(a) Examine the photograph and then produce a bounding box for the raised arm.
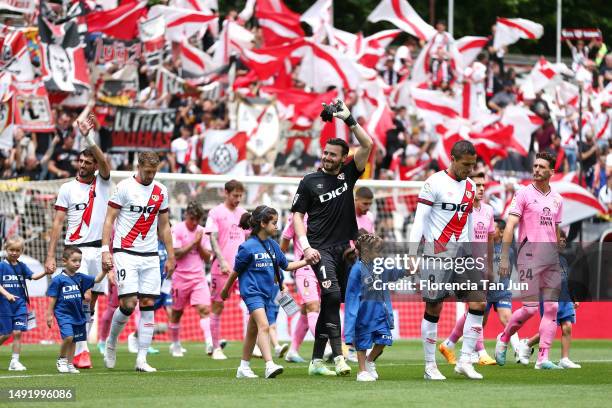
[77,113,110,179]
[331,99,373,172]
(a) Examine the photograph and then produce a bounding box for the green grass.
[1,340,611,407]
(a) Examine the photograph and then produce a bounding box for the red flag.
[86,0,149,40]
[255,0,304,46]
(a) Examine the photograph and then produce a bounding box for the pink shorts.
[295,266,320,305]
[210,274,230,303]
[517,263,562,300]
[171,276,211,311]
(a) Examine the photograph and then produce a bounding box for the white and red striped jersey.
[416,170,475,256]
[108,176,169,254]
[54,174,112,245]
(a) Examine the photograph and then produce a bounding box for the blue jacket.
[344,260,405,345]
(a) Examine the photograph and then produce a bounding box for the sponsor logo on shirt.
[337,173,345,180]
[62,284,80,293]
[2,275,20,282]
[129,205,157,214]
[440,202,470,212]
[475,222,487,240]
[540,207,554,226]
[75,203,87,210]
[318,182,348,203]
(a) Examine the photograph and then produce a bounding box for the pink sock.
[501,303,537,343]
[290,314,309,352]
[99,305,116,342]
[306,312,318,336]
[211,313,221,349]
[169,322,180,343]
[475,331,485,352]
[537,302,559,363]
[200,318,211,343]
[448,313,466,343]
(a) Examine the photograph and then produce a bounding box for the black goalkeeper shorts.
[312,243,352,300]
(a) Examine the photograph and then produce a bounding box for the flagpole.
[556,0,562,63]
[448,0,454,37]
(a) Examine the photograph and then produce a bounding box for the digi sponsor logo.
[440,202,470,212]
[318,182,348,203]
[129,205,156,214]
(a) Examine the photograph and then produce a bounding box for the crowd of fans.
[1,7,611,214]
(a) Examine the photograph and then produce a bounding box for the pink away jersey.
[471,202,495,243]
[204,204,247,275]
[171,221,211,279]
[282,213,309,260]
[356,211,375,234]
[508,184,563,265]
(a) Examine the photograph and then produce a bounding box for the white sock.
[75,341,89,354]
[510,332,521,353]
[11,353,19,361]
[136,310,155,363]
[477,349,487,357]
[460,312,484,364]
[265,360,276,368]
[108,308,130,348]
[421,318,438,365]
[240,360,250,369]
[443,338,455,349]
[84,302,92,335]
[200,318,211,344]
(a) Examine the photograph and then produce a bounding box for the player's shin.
[108,306,132,347]
[537,302,559,363]
[422,313,439,366]
[137,308,155,364]
[460,310,484,363]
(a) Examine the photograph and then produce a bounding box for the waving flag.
[520,57,559,95]
[300,0,333,41]
[260,86,337,130]
[0,25,34,81]
[148,5,218,42]
[493,17,543,50]
[367,0,435,41]
[86,0,148,40]
[212,20,255,65]
[411,86,461,125]
[256,0,304,46]
[455,36,488,68]
[295,40,376,91]
[500,104,544,155]
[180,41,215,77]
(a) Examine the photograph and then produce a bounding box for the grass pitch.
[0,340,611,407]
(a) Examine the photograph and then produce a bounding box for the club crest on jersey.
[151,195,159,202]
[321,280,332,289]
[316,183,324,189]
[337,173,345,180]
[465,191,473,199]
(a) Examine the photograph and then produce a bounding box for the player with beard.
[291,99,373,377]
[102,152,175,372]
[409,140,487,380]
[45,113,110,369]
[495,152,564,370]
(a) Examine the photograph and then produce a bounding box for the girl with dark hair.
[221,206,311,379]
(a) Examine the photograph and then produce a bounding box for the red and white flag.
[295,40,376,91]
[354,79,394,152]
[170,0,217,12]
[86,0,149,40]
[212,20,255,65]
[260,86,337,130]
[493,17,543,50]
[520,57,559,95]
[148,5,217,42]
[200,130,248,175]
[12,79,55,133]
[256,0,304,46]
[300,0,333,42]
[455,36,488,68]
[139,14,166,66]
[180,41,215,76]
[0,25,34,82]
[500,104,544,155]
[410,86,461,125]
[367,0,435,41]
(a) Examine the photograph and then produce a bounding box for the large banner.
[0,0,36,14]
[236,100,279,159]
[13,80,54,133]
[92,37,142,66]
[109,106,175,152]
